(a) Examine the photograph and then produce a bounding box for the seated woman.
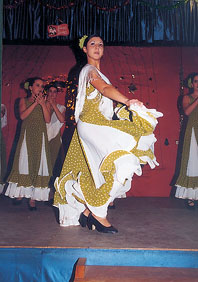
[53,35,163,233]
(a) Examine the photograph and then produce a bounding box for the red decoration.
[48,24,69,37]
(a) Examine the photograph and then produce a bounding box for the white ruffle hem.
[5,182,50,201]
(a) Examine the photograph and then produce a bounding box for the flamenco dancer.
[54,35,163,233]
[5,77,52,210]
[175,73,198,209]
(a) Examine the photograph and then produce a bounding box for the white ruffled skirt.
[56,105,162,226]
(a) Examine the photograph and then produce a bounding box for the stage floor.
[0,194,198,250]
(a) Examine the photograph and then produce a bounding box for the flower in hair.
[79,35,88,49]
[188,78,193,89]
[24,81,29,90]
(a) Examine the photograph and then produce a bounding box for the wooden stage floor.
[0,194,198,251]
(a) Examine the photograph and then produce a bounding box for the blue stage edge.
[1,247,198,281]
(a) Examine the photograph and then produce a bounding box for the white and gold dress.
[54,64,163,226]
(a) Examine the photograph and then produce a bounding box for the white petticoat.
[5,130,50,201]
[5,183,50,201]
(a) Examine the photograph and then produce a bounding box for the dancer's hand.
[35,93,46,106]
[125,99,143,107]
[47,96,56,107]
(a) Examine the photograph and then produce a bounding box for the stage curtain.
[3,0,198,45]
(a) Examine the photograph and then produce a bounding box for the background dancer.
[5,77,52,211]
[175,72,198,209]
[45,82,66,200]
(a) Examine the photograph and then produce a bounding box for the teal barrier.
[0,247,198,281]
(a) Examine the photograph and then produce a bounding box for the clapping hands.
[47,95,56,107]
[34,92,46,105]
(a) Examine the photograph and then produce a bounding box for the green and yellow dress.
[5,99,52,201]
[0,104,7,194]
[54,64,163,226]
[46,104,66,178]
[175,95,198,200]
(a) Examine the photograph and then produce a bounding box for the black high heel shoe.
[79,213,88,227]
[108,203,115,210]
[12,198,22,206]
[87,214,118,234]
[28,200,37,211]
[185,199,195,210]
